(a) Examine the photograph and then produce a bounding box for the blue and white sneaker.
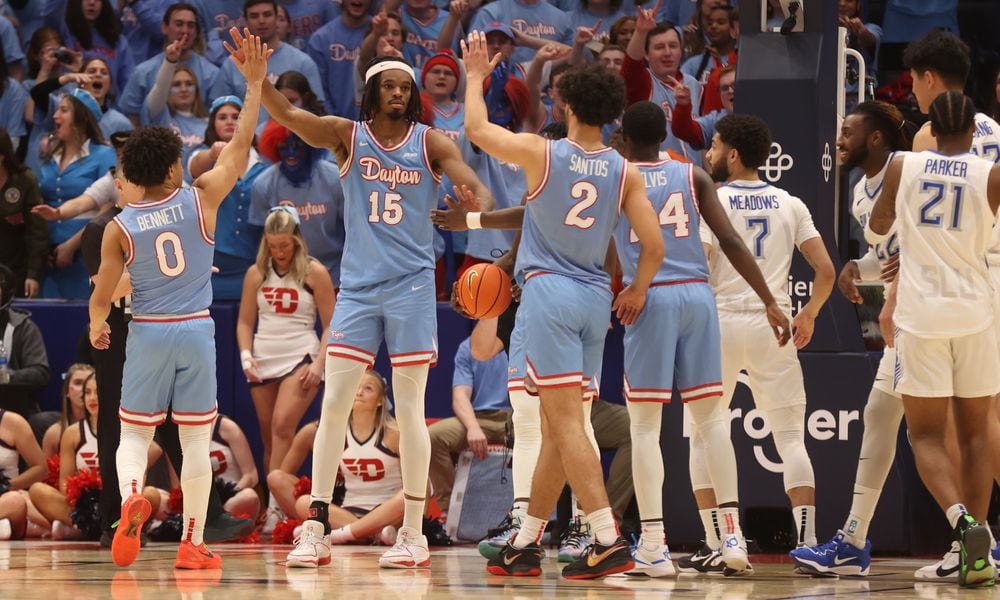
[557,517,592,563]
[991,540,1000,567]
[477,512,522,560]
[625,542,676,578]
[790,531,871,576]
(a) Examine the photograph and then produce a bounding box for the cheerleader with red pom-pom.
[0,408,48,540]
[28,372,165,540]
[209,415,261,520]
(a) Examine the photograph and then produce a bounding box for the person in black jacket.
[0,263,50,418]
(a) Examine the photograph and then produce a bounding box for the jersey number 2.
[564,182,598,229]
[629,192,690,242]
[154,232,186,277]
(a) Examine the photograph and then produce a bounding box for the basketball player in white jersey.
[693,114,835,574]
[867,91,1000,588]
[903,29,1000,578]
[790,101,912,576]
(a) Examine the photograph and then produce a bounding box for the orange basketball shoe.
[174,540,223,570]
[111,494,151,567]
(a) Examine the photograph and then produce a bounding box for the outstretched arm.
[427,130,495,211]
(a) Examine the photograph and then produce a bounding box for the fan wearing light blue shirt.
[567,0,631,39]
[211,1,326,126]
[471,3,573,65]
[393,0,453,71]
[142,58,210,182]
[281,0,342,51]
[118,4,220,124]
[118,0,176,65]
[307,0,372,118]
[44,0,135,96]
[190,0,246,65]
[0,16,26,81]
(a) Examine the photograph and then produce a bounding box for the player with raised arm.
[88,30,272,571]
[224,28,494,569]
[689,114,832,575]
[457,31,665,580]
[867,91,1000,589]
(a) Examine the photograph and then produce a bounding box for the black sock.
[309,501,331,534]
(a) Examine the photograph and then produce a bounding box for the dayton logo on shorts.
[262,287,299,313]
[342,458,386,481]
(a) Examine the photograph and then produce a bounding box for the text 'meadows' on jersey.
[701,180,820,313]
[614,159,708,285]
[339,122,441,289]
[114,187,215,315]
[893,151,997,338]
[853,151,900,267]
[515,139,626,289]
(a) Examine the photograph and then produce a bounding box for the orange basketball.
[457,263,512,319]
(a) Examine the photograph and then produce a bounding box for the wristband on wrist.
[466,212,483,230]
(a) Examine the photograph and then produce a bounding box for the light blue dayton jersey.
[648,70,701,160]
[113,188,215,315]
[339,121,441,288]
[430,101,464,142]
[614,159,708,285]
[401,7,452,70]
[516,139,626,289]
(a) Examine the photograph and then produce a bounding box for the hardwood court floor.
[0,541,992,599]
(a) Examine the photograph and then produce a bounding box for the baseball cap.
[484,21,515,40]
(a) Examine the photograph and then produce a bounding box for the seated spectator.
[398,0,452,70]
[0,408,48,540]
[428,337,511,516]
[672,63,734,150]
[250,124,346,287]
[307,0,372,119]
[188,95,267,300]
[41,363,95,458]
[32,131,130,225]
[0,264,51,418]
[420,50,465,141]
[470,0,573,65]
[208,415,261,519]
[0,47,29,151]
[881,0,958,44]
[0,14,26,81]
[118,2,219,127]
[0,132,48,299]
[623,6,701,160]
[212,0,326,125]
[35,90,117,299]
[29,371,164,540]
[191,0,246,65]
[267,370,404,546]
[680,3,736,113]
[839,0,881,96]
[44,0,134,96]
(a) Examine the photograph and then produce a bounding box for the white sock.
[843,485,878,548]
[946,503,968,529]
[393,363,432,532]
[510,390,542,501]
[588,507,619,546]
[512,515,546,548]
[699,508,721,550]
[718,507,742,537]
[640,520,665,549]
[794,505,816,547]
[116,422,154,502]
[311,358,367,504]
[328,525,356,544]
[512,499,529,522]
[178,423,213,546]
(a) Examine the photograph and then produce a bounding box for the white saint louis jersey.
[893,151,996,337]
[853,152,900,268]
[701,179,820,313]
[969,113,1000,269]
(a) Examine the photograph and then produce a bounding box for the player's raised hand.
[612,284,646,325]
[837,260,863,304]
[765,303,791,346]
[90,321,111,350]
[223,26,248,67]
[461,31,502,81]
[636,0,661,33]
[242,31,273,85]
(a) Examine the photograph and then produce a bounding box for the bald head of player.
[620,101,666,161]
[360,56,424,123]
[928,91,976,153]
[556,63,626,129]
[903,29,971,115]
[119,126,184,195]
[706,114,771,183]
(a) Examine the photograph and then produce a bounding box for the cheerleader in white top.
[237,207,336,521]
[28,372,165,540]
[0,408,47,540]
[209,415,261,519]
[41,363,95,458]
[268,369,405,548]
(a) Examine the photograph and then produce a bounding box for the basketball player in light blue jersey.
[225,28,495,569]
[459,31,664,580]
[614,102,791,577]
[89,31,272,572]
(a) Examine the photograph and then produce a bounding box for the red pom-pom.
[65,468,102,508]
[271,518,303,545]
[230,512,260,544]
[292,475,312,499]
[167,486,184,514]
[45,455,60,488]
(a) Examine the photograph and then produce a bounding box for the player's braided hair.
[360,56,424,124]
[852,101,912,152]
[929,91,975,139]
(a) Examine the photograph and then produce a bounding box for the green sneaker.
[957,515,995,588]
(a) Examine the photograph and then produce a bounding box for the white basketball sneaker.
[286,520,331,568]
[914,542,960,580]
[721,532,751,575]
[379,526,431,568]
[626,542,676,577]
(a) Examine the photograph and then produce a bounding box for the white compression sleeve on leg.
[117,422,155,502]
[178,423,213,546]
[311,357,368,504]
[393,363,432,532]
[627,401,665,520]
[767,404,815,491]
[509,389,541,501]
[687,396,739,505]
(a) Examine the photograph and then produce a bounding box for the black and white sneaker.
[914,541,959,580]
[677,543,725,575]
